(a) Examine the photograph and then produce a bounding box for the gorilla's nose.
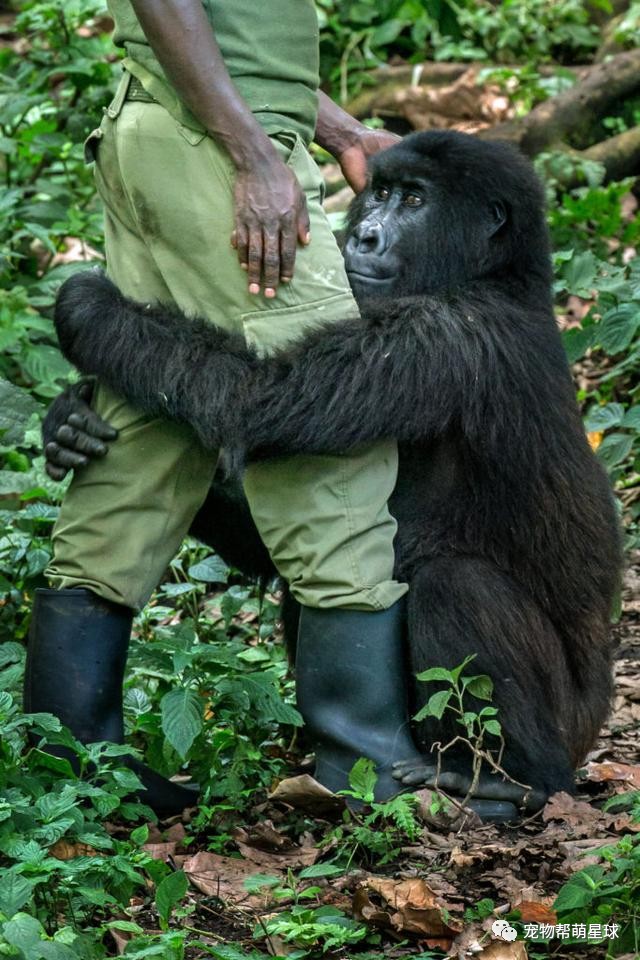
[348,220,387,256]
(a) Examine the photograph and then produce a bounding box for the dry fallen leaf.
[269,774,345,816]
[479,942,528,959]
[50,840,99,860]
[183,850,272,905]
[585,760,640,789]
[514,901,557,925]
[355,875,463,940]
[542,791,605,826]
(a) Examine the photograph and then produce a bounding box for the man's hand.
[315,91,401,194]
[231,158,310,299]
[336,128,401,194]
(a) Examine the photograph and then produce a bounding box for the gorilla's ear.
[488,200,507,237]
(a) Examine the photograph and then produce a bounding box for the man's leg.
[239,138,422,798]
[29,83,220,816]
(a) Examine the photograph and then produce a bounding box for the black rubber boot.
[295,601,426,801]
[24,588,197,818]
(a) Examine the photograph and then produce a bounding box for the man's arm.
[315,92,400,193]
[130,0,309,298]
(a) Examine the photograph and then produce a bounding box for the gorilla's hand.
[43,381,118,481]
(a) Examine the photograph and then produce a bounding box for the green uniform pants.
[47,73,407,613]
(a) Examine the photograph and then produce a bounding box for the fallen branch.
[481,48,640,155]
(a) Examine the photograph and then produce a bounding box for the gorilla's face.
[344,178,429,300]
[342,132,520,303]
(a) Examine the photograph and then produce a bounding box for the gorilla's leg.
[394,557,575,814]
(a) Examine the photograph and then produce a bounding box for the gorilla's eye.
[404,193,423,207]
[373,186,390,202]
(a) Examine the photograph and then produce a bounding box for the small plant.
[414,656,532,809]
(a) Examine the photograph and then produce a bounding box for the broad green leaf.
[156,870,188,928]
[0,874,36,918]
[348,757,377,803]
[596,432,633,468]
[553,876,596,912]
[464,675,494,701]
[160,687,203,758]
[560,250,598,296]
[0,378,42,445]
[188,555,229,583]
[426,689,452,719]
[622,406,640,429]
[562,324,596,363]
[597,304,640,355]
[583,402,624,431]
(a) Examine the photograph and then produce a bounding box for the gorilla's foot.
[25,587,197,818]
[392,757,547,821]
[296,602,425,803]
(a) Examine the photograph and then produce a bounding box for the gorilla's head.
[343,130,551,302]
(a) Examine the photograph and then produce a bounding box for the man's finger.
[262,229,281,297]
[68,410,118,441]
[233,224,249,270]
[279,212,297,284]
[247,228,263,294]
[297,198,311,247]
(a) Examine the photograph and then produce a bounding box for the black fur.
[53,131,621,799]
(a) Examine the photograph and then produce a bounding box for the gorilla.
[46,130,621,817]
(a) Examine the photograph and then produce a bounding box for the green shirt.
[107,1,320,144]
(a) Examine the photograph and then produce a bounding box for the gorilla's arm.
[55,272,560,456]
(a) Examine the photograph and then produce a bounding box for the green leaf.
[622,406,640,430]
[155,870,188,928]
[560,250,598,296]
[348,757,377,803]
[371,17,406,46]
[0,378,42,445]
[583,402,625,431]
[299,863,344,878]
[596,432,633,468]
[553,876,596,912]
[415,666,454,683]
[484,719,502,737]
[597,303,640,355]
[464,675,494,701]
[160,688,202,758]
[0,873,36,918]
[425,689,452,719]
[562,324,596,363]
[188,554,229,583]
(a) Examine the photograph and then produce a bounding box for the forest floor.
[110,554,639,960]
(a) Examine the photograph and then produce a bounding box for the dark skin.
[130,0,398,298]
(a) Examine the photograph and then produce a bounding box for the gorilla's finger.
[56,424,109,457]
[77,381,95,404]
[45,441,88,470]
[45,462,69,482]
[247,228,263,294]
[262,229,281,297]
[393,759,438,785]
[67,410,118,441]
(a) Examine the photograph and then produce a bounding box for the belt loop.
[107,70,132,120]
